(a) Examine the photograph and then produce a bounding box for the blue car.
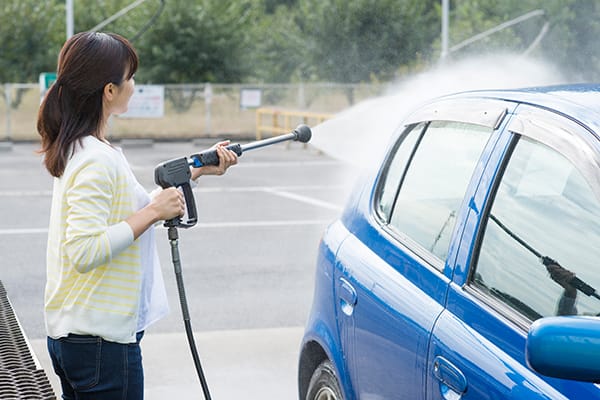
[299,84,600,399]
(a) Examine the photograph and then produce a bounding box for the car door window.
[472,136,600,320]
[377,123,426,220]
[387,121,493,262]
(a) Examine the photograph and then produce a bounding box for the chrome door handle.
[433,355,467,399]
[339,277,357,316]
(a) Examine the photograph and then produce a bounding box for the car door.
[334,99,515,399]
[427,104,600,399]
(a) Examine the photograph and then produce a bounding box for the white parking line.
[0,185,344,196]
[0,220,333,235]
[0,190,53,197]
[262,188,343,211]
[131,160,341,171]
[0,228,49,235]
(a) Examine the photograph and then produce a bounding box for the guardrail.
[255,108,334,140]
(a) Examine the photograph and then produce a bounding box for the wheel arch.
[298,340,329,400]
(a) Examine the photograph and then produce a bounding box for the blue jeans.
[47,331,144,400]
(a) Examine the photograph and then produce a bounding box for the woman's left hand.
[191,140,239,179]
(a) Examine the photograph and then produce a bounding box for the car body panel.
[300,84,600,400]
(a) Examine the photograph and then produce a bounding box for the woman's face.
[110,74,135,115]
[103,68,135,117]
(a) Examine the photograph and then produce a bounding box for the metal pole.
[5,84,11,142]
[204,83,212,136]
[449,9,545,54]
[66,0,74,39]
[441,0,449,60]
[89,0,149,32]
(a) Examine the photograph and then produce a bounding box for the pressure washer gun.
[154,124,312,229]
[154,124,313,400]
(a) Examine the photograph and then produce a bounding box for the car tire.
[306,359,343,400]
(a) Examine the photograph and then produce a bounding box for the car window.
[472,136,600,321]
[387,121,493,263]
[377,123,426,220]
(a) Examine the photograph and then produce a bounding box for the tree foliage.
[0,1,64,83]
[2,0,600,84]
[293,0,439,83]
[134,0,257,83]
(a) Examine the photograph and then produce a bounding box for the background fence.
[1,82,385,142]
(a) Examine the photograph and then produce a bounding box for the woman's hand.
[150,187,185,221]
[126,187,184,239]
[191,140,238,180]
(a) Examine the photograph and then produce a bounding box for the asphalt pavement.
[0,138,358,399]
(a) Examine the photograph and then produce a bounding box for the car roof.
[440,84,600,140]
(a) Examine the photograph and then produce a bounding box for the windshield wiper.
[489,213,600,301]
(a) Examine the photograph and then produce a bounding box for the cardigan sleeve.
[63,158,134,273]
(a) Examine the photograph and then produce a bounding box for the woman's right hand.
[127,187,185,239]
[150,187,185,221]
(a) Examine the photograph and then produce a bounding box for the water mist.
[310,54,565,169]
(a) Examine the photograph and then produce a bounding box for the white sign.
[240,88,262,109]
[122,85,165,118]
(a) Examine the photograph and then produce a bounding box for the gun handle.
[181,182,197,227]
[164,182,197,228]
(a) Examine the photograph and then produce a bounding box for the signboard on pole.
[240,88,262,109]
[121,85,165,118]
[39,72,57,101]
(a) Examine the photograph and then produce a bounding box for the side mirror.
[526,316,600,382]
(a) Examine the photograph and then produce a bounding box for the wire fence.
[1,82,385,142]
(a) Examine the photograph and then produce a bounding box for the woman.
[37,31,237,399]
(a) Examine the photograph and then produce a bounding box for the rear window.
[377,121,493,264]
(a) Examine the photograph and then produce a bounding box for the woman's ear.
[103,82,115,101]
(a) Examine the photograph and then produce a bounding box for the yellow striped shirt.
[45,135,142,344]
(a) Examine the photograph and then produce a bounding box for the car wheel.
[306,360,343,400]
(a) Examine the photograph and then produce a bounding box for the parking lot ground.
[2,138,356,400]
[31,326,304,400]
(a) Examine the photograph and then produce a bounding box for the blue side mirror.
[526,316,600,382]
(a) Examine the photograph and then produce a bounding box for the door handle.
[339,277,357,316]
[433,356,467,399]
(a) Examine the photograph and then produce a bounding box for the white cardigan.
[45,135,168,344]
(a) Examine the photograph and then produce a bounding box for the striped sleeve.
[64,159,133,273]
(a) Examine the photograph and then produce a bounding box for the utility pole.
[66,0,74,39]
[441,0,449,61]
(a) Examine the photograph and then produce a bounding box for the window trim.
[373,122,427,225]
[403,98,508,130]
[507,107,600,201]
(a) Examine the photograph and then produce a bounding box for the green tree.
[3,0,600,86]
[72,0,159,42]
[134,0,256,83]
[444,0,556,57]
[0,1,64,83]
[538,0,600,81]
[293,0,439,83]
[246,3,307,83]
[0,1,64,108]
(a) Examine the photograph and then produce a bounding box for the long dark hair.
[37,32,138,177]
